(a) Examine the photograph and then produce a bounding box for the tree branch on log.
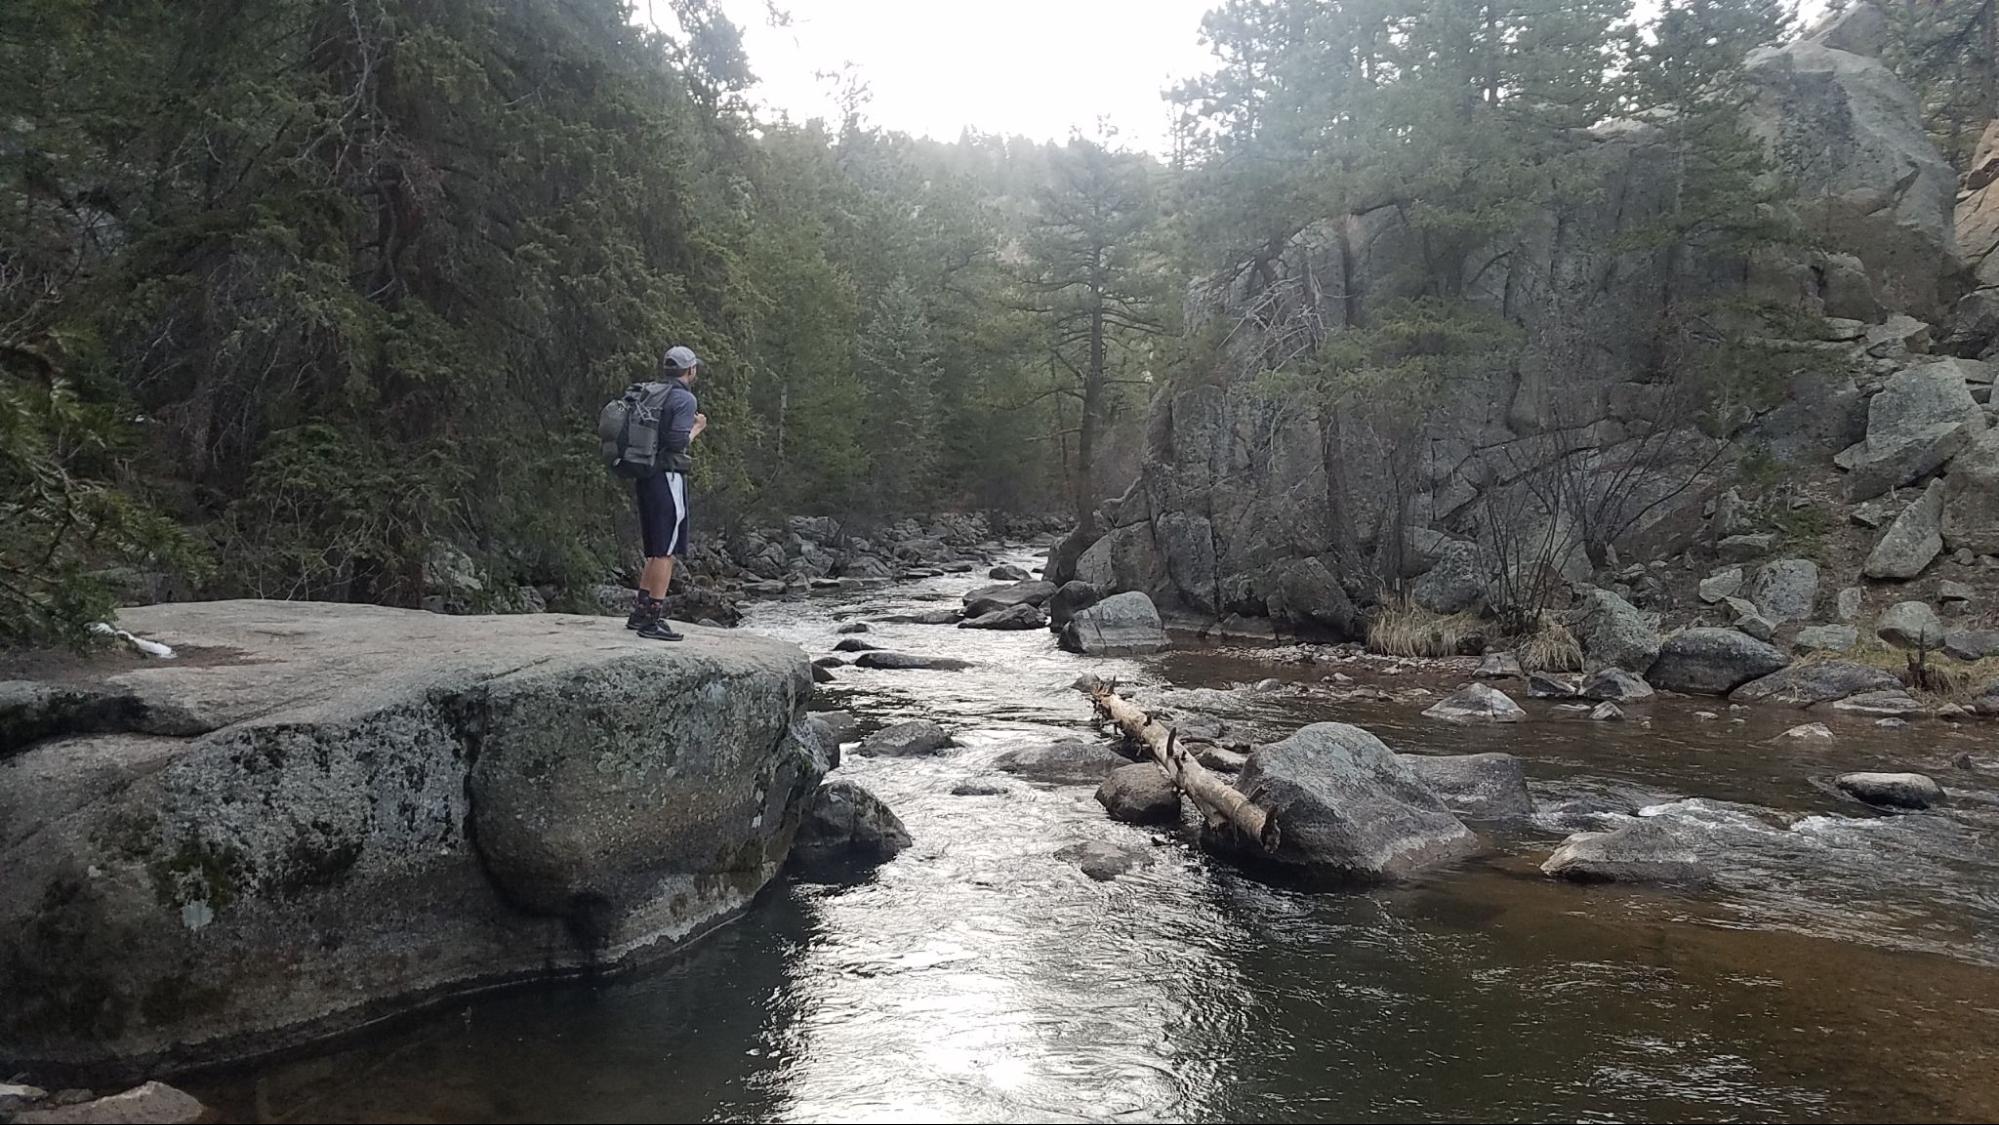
[1081,679,1277,850]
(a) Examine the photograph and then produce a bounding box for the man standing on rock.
[629,345,706,641]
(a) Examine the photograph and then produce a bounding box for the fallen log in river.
[1081,678,1277,851]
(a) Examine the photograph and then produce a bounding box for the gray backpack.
[598,381,674,478]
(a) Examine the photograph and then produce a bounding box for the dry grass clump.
[1367,599,1484,658]
[1516,613,1583,672]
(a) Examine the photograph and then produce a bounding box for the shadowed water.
[197,552,1999,1123]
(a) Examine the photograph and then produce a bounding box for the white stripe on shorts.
[665,472,688,555]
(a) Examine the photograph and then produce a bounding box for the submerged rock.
[1235,723,1479,879]
[1056,840,1152,881]
[951,780,1011,797]
[1541,820,1709,885]
[1830,689,1924,716]
[1422,682,1526,722]
[853,651,974,671]
[855,719,954,757]
[1580,667,1654,702]
[1730,660,1901,706]
[993,739,1130,784]
[957,603,1047,630]
[1096,763,1181,825]
[1527,672,1582,699]
[1645,628,1791,695]
[898,608,965,625]
[0,601,821,1075]
[792,781,912,866]
[1779,721,1837,741]
[1059,591,1170,655]
[1402,752,1533,821]
[1836,771,1945,809]
[835,621,871,634]
[833,637,881,652]
[1589,701,1626,721]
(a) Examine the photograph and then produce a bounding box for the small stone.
[1780,722,1836,741]
[1850,496,1897,529]
[1330,671,1354,684]
[951,780,1010,797]
[1876,717,1909,729]
[1725,596,1778,641]
[1836,586,1864,621]
[1956,547,1977,565]
[1255,677,1284,692]
[1695,710,1720,720]
[833,637,880,652]
[1477,651,1524,678]
[811,664,835,683]
[1718,533,1777,561]
[1836,772,1945,809]
[835,621,871,634]
[1939,578,1974,602]
[1699,566,1745,603]
[1589,701,1625,721]
[1422,682,1527,722]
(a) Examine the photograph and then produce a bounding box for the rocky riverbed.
[175,549,1999,1123]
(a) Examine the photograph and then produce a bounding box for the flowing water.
[198,549,1999,1123]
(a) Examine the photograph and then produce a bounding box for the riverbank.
[0,601,823,1082]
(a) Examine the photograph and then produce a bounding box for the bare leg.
[641,555,676,600]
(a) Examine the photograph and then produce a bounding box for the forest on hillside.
[4,0,1997,646]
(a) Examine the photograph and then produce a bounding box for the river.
[197,548,1999,1123]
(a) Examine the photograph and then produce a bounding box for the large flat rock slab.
[0,601,820,1079]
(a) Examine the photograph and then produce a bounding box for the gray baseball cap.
[662,344,701,372]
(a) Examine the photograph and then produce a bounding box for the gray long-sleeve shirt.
[658,382,697,471]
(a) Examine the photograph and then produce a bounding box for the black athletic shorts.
[635,471,690,559]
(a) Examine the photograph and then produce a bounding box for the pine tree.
[856,276,942,514]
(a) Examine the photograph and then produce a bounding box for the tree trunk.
[1083,680,1275,848]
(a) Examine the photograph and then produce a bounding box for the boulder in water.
[1046,579,1103,629]
[963,579,1058,616]
[1541,820,1709,885]
[989,563,1031,581]
[855,719,954,757]
[806,709,859,751]
[958,603,1047,630]
[1401,752,1532,821]
[1779,721,1837,741]
[1096,763,1181,825]
[894,608,963,625]
[1645,628,1790,695]
[833,637,880,652]
[1422,682,1525,722]
[1566,587,1661,672]
[1589,701,1626,721]
[792,781,912,866]
[1836,771,1945,808]
[811,663,835,683]
[1234,723,1479,879]
[1730,660,1901,706]
[835,621,871,634]
[1830,688,1924,716]
[1059,591,1169,655]
[1528,672,1581,699]
[993,739,1130,784]
[1055,839,1151,881]
[1580,667,1654,702]
[853,651,973,671]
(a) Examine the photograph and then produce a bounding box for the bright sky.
[647,0,1833,153]
[660,0,1221,151]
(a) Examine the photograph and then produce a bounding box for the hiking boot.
[637,616,684,642]
[626,594,658,630]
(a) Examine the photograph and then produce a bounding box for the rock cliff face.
[0,601,822,1078]
[1055,11,1970,630]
